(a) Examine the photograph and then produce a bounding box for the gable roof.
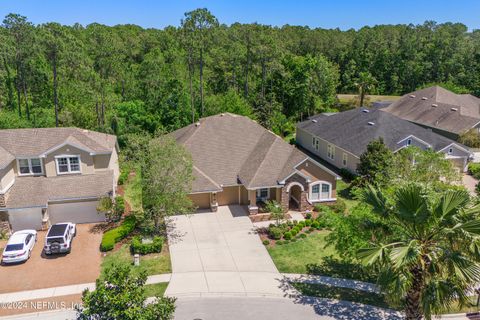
[5,170,114,209]
[298,108,468,157]
[0,128,117,164]
[382,86,480,134]
[172,113,336,192]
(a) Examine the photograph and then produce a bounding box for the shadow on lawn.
[277,277,403,320]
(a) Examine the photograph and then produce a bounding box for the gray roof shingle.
[5,170,114,209]
[172,113,332,192]
[298,108,466,157]
[382,86,480,134]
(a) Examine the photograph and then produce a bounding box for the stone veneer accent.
[0,193,5,207]
[281,173,313,212]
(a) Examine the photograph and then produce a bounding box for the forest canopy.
[0,9,479,143]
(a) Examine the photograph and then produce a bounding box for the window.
[327,144,335,160]
[18,158,43,175]
[256,188,270,201]
[407,139,412,146]
[309,182,332,201]
[342,153,348,166]
[312,137,319,151]
[55,156,81,174]
[448,148,453,155]
[312,136,316,147]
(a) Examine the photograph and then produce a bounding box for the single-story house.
[172,113,339,214]
[296,108,472,173]
[0,128,119,232]
[381,86,480,139]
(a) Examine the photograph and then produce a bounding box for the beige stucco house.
[0,128,119,232]
[172,113,339,214]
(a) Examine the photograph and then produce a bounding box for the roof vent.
[195,122,201,127]
[362,109,370,113]
[409,94,416,98]
[451,107,458,112]
[367,122,375,126]
[311,119,318,123]
[421,97,428,100]
[431,103,438,107]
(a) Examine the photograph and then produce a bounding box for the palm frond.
[395,184,429,226]
[358,242,403,266]
[456,220,480,236]
[432,189,470,223]
[390,240,421,270]
[359,184,390,217]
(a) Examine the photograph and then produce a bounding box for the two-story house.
[0,128,119,232]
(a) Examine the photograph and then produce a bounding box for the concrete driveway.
[165,205,285,297]
[0,224,102,293]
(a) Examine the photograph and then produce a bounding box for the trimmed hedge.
[469,163,480,179]
[117,170,129,185]
[114,196,125,218]
[100,215,136,252]
[130,236,163,255]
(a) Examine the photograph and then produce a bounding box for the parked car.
[1,230,37,264]
[44,222,76,255]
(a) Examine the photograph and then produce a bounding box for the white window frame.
[256,188,270,202]
[17,158,44,176]
[327,144,335,160]
[342,153,348,167]
[55,155,82,175]
[308,181,333,202]
[407,139,412,146]
[448,148,453,155]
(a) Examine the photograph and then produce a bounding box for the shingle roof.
[0,128,117,161]
[0,145,14,169]
[5,170,114,209]
[172,113,332,192]
[382,86,480,134]
[298,108,466,157]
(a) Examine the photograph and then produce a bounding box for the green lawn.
[124,167,143,212]
[144,282,169,297]
[292,282,396,310]
[267,231,338,274]
[336,179,359,212]
[101,243,171,278]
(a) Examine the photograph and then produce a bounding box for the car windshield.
[5,244,23,251]
[47,237,64,244]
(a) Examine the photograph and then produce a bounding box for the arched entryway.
[287,182,304,211]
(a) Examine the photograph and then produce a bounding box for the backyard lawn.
[336,179,359,212]
[124,167,143,212]
[267,231,338,274]
[101,243,171,278]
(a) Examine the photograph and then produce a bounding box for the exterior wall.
[44,145,94,177]
[297,159,337,199]
[93,149,120,184]
[0,161,15,192]
[296,127,359,172]
[8,207,43,231]
[395,136,430,151]
[189,193,211,209]
[240,186,249,205]
[217,186,240,206]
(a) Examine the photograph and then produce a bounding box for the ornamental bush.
[117,170,129,185]
[268,226,284,240]
[331,199,346,214]
[305,219,312,226]
[283,231,292,240]
[469,163,480,179]
[130,236,163,255]
[305,212,312,219]
[100,215,136,252]
[262,239,270,245]
[311,221,320,229]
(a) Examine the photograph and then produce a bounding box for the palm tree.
[355,71,376,107]
[359,184,480,320]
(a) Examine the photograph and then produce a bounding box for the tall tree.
[181,8,219,117]
[359,184,480,320]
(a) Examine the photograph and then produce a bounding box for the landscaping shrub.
[314,204,330,212]
[268,225,285,240]
[330,199,347,214]
[114,196,126,218]
[299,233,307,239]
[117,170,129,185]
[308,227,315,233]
[101,215,136,252]
[469,163,480,179]
[291,238,297,242]
[339,168,356,182]
[298,221,305,228]
[305,219,312,226]
[290,228,298,236]
[305,212,312,219]
[283,239,290,244]
[311,221,320,229]
[262,239,270,245]
[476,182,480,196]
[276,240,284,245]
[283,231,292,240]
[130,236,163,255]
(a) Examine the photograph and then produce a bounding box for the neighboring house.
[296,108,472,173]
[382,86,480,139]
[172,113,339,214]
[0,128,119,232]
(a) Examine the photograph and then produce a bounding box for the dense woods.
[1,9,479,143]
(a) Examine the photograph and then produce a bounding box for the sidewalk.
[0,273,171,304]
[282,273,380,294]
[252,211,305,229]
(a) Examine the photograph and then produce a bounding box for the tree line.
[1,9,479,142]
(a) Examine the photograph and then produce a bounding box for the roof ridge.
[242,132,278,188]
[193,165,221,189]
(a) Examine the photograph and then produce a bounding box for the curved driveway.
[165,205,285,297]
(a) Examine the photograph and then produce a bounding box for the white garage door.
[9,207,43,231]
[48,200,106,225]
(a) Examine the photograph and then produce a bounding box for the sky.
[0,0,479,30]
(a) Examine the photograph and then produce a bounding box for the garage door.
[48,200,106,225]
[189,193,211,209]
[217,186,240,206]
[8,208,43,231]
